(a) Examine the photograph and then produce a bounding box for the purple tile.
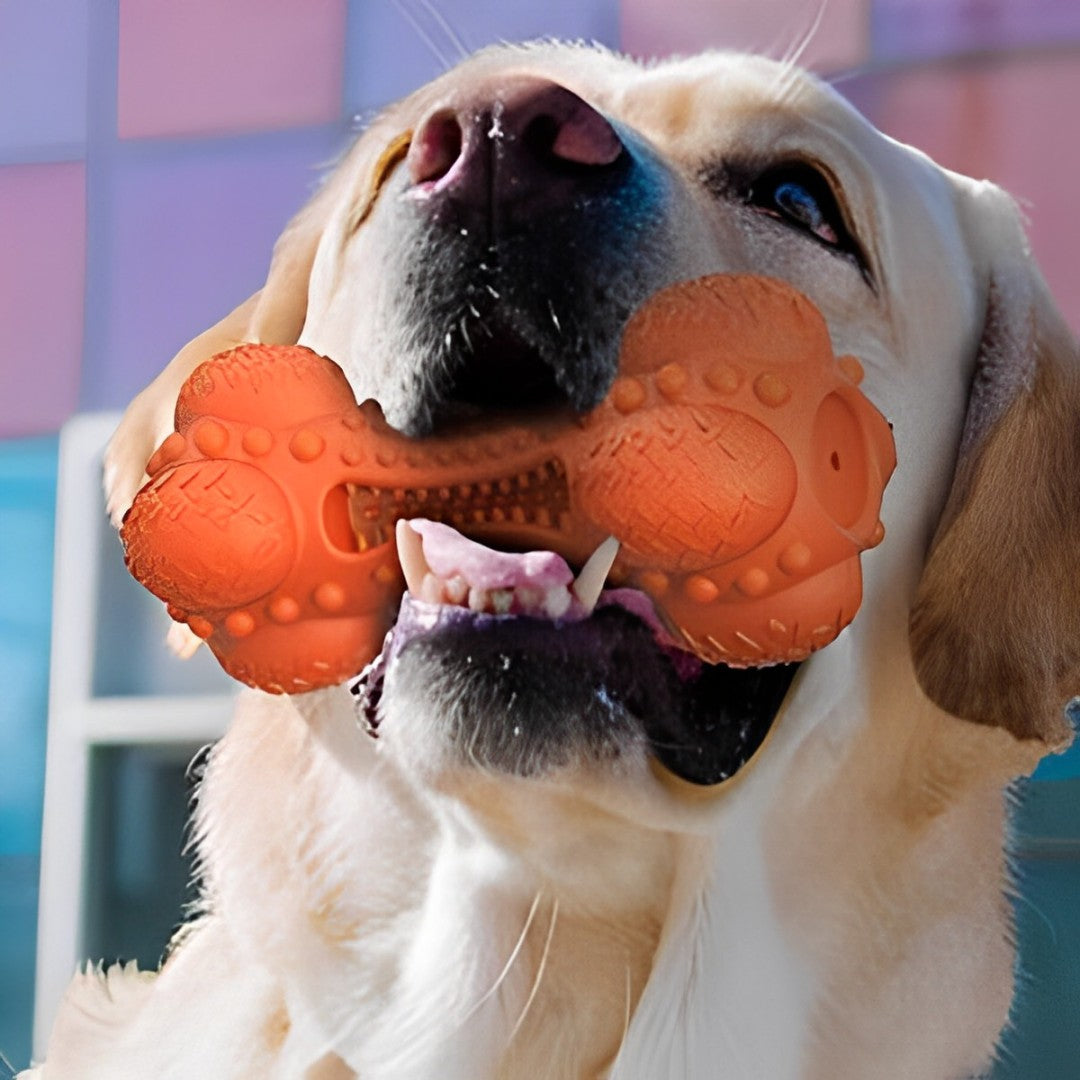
[0,164,85,437]
[118,0,346,138]
[622,0,869,74]
[344,0,619,114]
[842,52,1080,335]
[81,127,346,411]
[873,0,1080,62]
[0,0,89,159]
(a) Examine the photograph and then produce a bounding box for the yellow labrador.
[30,42,1080,1080]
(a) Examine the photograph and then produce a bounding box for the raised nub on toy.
[120,273,896,693]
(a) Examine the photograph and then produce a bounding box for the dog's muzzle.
[120,273,896,695]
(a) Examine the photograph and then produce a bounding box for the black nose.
[405,77,626,232]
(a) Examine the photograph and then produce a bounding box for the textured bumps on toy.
[120,273,896,693]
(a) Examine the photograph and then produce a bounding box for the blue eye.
[747,163,848,248]
[773,181,838,244]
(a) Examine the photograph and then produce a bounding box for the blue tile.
[344,0,620,116]
[0,437,58,858]
[0,0,89,161]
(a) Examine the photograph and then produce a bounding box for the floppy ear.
[910,183,1080,748]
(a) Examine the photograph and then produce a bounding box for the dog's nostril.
[408,110,464,185]
[525,100,623,168]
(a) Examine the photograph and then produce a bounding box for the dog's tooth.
[444,574,469,605]
[543,587,572,619]
[490,589,513,615]
[420,573,444,604]
[572,536,620,613]
[515,585,543,613]
[395,520,430,597]
[468,586,490,613]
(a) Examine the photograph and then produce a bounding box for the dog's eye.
[746,163,853,250]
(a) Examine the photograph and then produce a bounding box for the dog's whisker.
[460,891,544,1025]
[458,314,474,355]
[390,0,458,73]
[412,0,471,62]
[776,0,828,76]
[508,897,560,1046]
[621,960,633,1051]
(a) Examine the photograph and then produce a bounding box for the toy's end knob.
[122,459,296,613]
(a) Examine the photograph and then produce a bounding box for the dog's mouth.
[350,518,799,785]
[122,274,894,787]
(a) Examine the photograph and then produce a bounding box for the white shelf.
[34,413,238,1059]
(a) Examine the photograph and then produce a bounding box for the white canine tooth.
[572,536,620,612]
[395,520,430,597]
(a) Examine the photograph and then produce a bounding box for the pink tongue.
[408,519,574,591]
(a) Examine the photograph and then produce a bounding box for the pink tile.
[846,52,1080,334]
[621,0,870,74]
[0,164,85,437]
[118,0,346,139]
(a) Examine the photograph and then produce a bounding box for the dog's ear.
[909,183,1080,748]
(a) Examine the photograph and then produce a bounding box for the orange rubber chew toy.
[121,274,896,692]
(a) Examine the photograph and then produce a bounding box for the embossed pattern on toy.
[120,273,896,692]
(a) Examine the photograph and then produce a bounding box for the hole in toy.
[811,393,867,529]
[324,485,360,554]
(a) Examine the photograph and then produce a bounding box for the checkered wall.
[0,0,620,439]
[3,0,1079,440]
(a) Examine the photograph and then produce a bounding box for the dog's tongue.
[409,519,573,592]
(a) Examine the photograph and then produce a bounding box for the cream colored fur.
[29,43,1079,1080]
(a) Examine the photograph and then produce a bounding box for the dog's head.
[153,44,1080,832]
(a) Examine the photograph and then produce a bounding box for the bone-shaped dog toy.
[121,273,896,692]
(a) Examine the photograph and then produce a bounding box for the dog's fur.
[29,43,1080,1080]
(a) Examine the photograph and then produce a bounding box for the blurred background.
[2,0,1078,1074]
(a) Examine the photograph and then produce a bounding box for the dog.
[27,41,1080,1080]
